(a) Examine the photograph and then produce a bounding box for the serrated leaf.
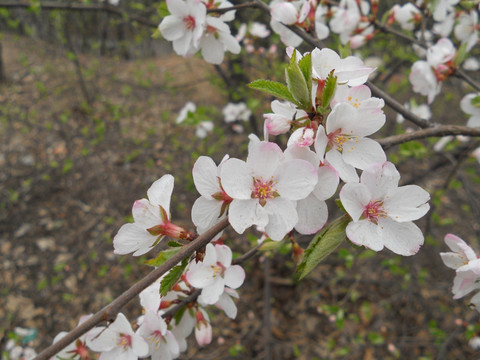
[285,53,311,110]
[248,79,298,105]
[321,70,337,109]
[145,247,183,267]
[160,258,189,296]
[298,53,312,101]
[296,215,350,280]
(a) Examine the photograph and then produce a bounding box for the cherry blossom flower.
[391,3,421,31]
[460,93,480,127]
[451,258,480,299]
[222,102,251,123]
[340,162,430,256]
[315,4,330,40]
[195,121,214,138]
[315,102,386,182]
[431,0,459,22]
[426,38,455,68]
[396,100,431,124]
[199,16,240,64]
[263,100,308,137]
[113,175,187,256]
[249,22,270,38]
[52,316,92,360]
[194,309,212,346]
[409,61,440,104]
[159,0,206,57]
[176,102,196,124]
[186,243,245,304]
[329,0,363,44]
[454,11,479,51]
[440,234,477,270]
[137,311,180,360]
[311,48,376,86]
[191,155,232,236]
[220,135,318,240]
[86,313,149,360]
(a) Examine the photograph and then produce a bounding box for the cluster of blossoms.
[441,234,480,311]
[159,0,240,64]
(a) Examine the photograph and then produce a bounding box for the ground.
[1,33,480,360]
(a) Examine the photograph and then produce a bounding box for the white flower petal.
[379,218,424,256]
[340,182,370,222]
[384,185,430,222]
[295,194,328,234]
[346,219,384,251]
[224,265,245,289]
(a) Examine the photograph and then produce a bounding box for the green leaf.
[321,70,337,109]
[248,79,298,105]
[160,258,189,296]
[471,95,480,108]
[297,53,312,99]
[338,42,351,58]
[145,247,183,267]
[454,42,468,68]
[296,215,350,280]
[285,51,311,109]
[167,241,183,247]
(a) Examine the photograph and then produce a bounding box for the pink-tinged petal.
[314,126,328,159]
[384,185,430,222]
[147,174,174,210]
[295,194,328,234]
[271,2,298,25]
[342,137,387,170]
[215,292,237,319]
[445,233,477,261]
[379,218,424,256]
[215,244,232,267]
[247,140,283,178]
[284,144,320,167]
[440,253,468,270]
[340,183,371,222]
[203,243,217,265]
[131,334,149,357]
[173,30,194,56]
[453,265,480,299]
[191,197,223,230]
[264,198,298,241]
[360,161,400,199]
[166,0,188,17]
[221,158,253,199]
[326,149,359,183]
[132,199,162,228]
[159,16,186,41]
[201,34,225,64]
[326,103,357,134]
[274,159,317,200]
[86,327,116,352]
[228,199,267,234]
[312,165,339,200]
[201,277,225,304]
[113,223,158,256]
[193,156,220,197]
[109,313,133,335]
[346,220,384,251]
[345,109,385,137]
[186,265,215,288]
[195,322,212,346]
[224,265,245,289]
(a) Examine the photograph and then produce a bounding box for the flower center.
[184,15,196,30]
[212,262,226,277]
[251,177,277,206]
[328,129,358,152]
[363,200,387,224]
[117,334,132,351]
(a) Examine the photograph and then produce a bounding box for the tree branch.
[33,217,230,360]
[378,125,480,149]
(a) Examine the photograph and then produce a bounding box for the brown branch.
[33,217,230,360]
[378,125,480,149]
[0,1,158,28]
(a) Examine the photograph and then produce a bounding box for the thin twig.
[377,125,480,149]
[33,217,230,360]
[263,256,272,360]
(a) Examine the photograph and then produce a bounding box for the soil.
[1,33,480,360]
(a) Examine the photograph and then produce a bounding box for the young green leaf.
[321,70,337,109]
[286,54,311,110]
[471,95,480,108]
[454,42,468,68]
[144,247,183,267]
[298,52,312,100]
[296,215,350,280]
[249,79,298,105]
[338,42,351,58]
[160,258,189,296]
